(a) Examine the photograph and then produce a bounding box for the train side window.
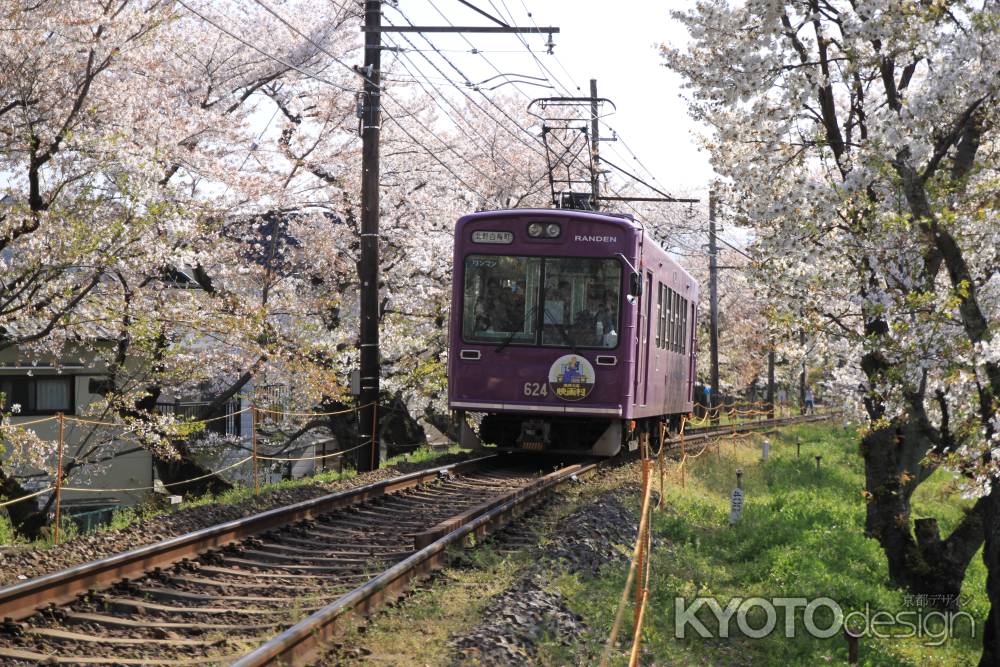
[655,283,663,348]
[661,284,668,349]
[664,288,670,351]
[671,290,680,352]
[665,289,673,351]
[679,297,688,354]
[675,292,682,352]
[664,287,671,350]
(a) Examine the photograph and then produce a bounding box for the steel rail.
[231,459,601,666]
[232,415,825,665]
[0,455,501,624]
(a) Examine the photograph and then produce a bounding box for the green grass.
[545,423,986,666]
[0,512,22,545]
[385,443,462,466]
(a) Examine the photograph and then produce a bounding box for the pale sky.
[389,0,714,201]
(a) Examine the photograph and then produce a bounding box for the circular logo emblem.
[548,355,596,401]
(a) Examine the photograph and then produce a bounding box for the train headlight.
[527,222,544,237]
[545,223,561,238]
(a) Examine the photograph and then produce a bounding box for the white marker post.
[729,469,745,525]
[761,438,770,462]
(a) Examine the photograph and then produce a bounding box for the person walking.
[805,387,815,414]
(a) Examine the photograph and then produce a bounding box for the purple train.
[448,208,699,456]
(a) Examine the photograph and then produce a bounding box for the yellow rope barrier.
[629,522,654,667]
[255,439,371,462]
[62,456,253,493]
[61,416,127,427]
[2,416,58,427]
[2,438,376,504]
[196,408,252,424]
[253,403,371,418]
[0,486,56,509]
[599,460,655,667]
[35,403,374,430]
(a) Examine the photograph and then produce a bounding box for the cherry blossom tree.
[665,0,1000,660]
[0,0,554,534]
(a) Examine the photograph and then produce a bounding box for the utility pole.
[357,0,382,472]
[708,188,720,424]
[767,343,775,419]
[589,79,600,209]
[357,3,560,471]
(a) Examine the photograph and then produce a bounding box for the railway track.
[0,413,830,665]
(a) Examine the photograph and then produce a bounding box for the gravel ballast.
[449,487,639,665]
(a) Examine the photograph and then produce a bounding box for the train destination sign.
[471,230,514,244]
[548,354,596,401]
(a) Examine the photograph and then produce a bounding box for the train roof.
[459,208,640,228]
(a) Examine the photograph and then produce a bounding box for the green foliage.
[409,358,448,394]
[0,511,22,546]
[35,516,80,548]
[546,424,985,666]
[385,444,461,467]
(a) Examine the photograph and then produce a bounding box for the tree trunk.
[862,421,985,608]
[152,441,233,498]
[379,391,427,458]
[0,467,46,539]
[134,390,232,498]
[981,487,1000,666]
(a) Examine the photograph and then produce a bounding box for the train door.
[632,273,647,405]
[687,301,697,402]
[642,272,653,405]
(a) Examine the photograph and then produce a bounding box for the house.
[0,209,340,526]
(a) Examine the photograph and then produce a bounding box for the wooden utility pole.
[358,4,560,471]
[589,79,600,208]
[708,188,720,424]
[357,0,383,472]
[767,344,775,419]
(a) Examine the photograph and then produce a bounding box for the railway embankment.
[546,423,986,666]
[323,423,986,666]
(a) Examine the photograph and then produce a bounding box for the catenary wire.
[242,0,502,204]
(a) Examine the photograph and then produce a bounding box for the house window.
[0,376,74,415]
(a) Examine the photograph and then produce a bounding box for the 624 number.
[523,382,548,397]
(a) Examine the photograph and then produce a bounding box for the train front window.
[461,254,621,349]
[541,258,621,348]
[462,255,541,344]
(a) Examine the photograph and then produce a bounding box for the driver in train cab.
[501,279,527,331]
[596,294,617,347]
[573,293,604,345]
[474,277,499,332]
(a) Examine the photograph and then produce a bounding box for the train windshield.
[462,254,621,349]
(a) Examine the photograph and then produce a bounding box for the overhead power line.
[176,0,355,93]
